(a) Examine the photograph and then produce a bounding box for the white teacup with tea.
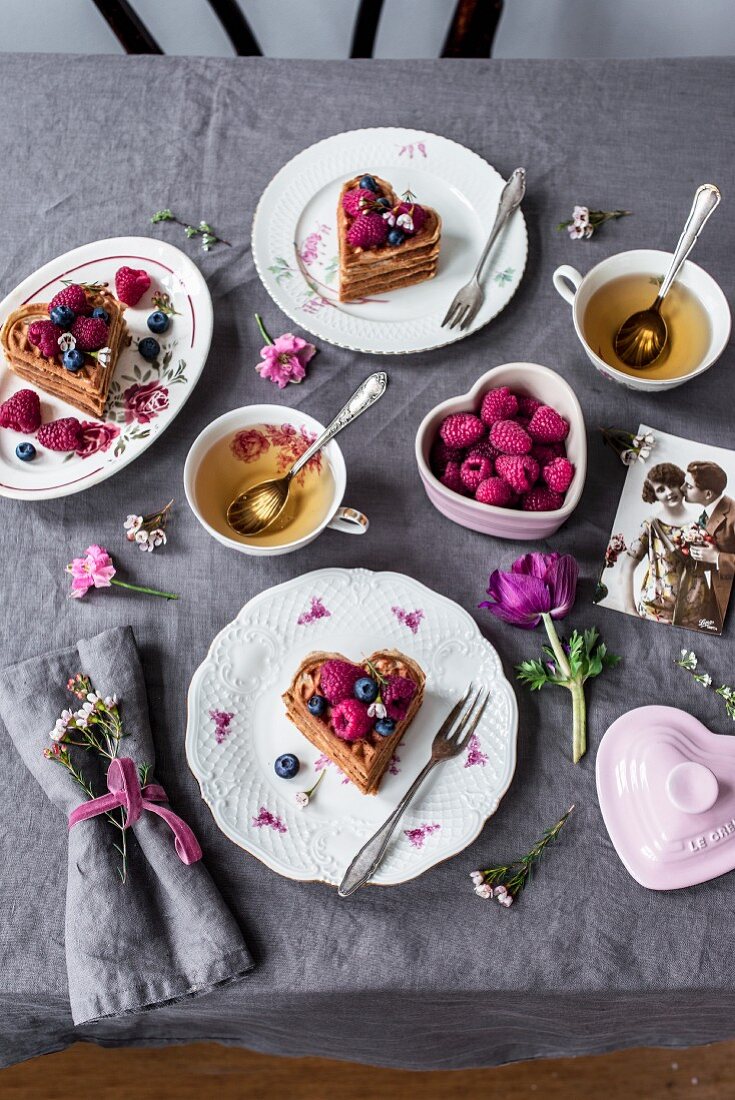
[553,249,731,392]
[184,405,368,556]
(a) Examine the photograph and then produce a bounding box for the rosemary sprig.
[471,805,574,906]
[151,209,230,250]
[151,291,180,316]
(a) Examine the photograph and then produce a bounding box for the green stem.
[254,313,274,347]
[110,579,178,600]
[541,614,587,763]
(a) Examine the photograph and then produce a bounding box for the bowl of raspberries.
[415,362,586,539]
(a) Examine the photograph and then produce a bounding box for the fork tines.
[436,685,490,753]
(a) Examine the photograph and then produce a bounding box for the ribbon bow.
[68,757,202,865]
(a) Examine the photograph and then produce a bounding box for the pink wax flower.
[66,545,178,601]
[67,544,116,598]
[254,314,317,389]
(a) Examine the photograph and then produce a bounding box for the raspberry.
[331,698,373,741]
[37,417,82,452]
[319,659,363,704]
[531,442,565,466]
[489,419,532,455]
[543,457,575,493]
[480,386,518,425]
[517,395,542,418]
[115,266,151,307]
[342,187,378,216]
[0,389,41,432]
[521,487,564,512]
[48,284,87,315]
[475,477,512,506]
[382,675,417,721]
[394,201,427,234]
[28,319,63,358]
[439,461,465,494]
[430,439,463,474]
[495,454,540,494]
[70,315,108,352]
[527,405,569,443]
[469,439,501,463]
[346,213,388,250]
[460,452,493,492]
[439,413,485,450]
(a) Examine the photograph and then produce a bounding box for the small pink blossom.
[66,545,116,599]
[256,334,317,390]
[475,883,493,899]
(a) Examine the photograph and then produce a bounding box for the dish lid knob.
[666,761,719,815]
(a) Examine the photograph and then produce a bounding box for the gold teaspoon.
[226,372,388,536]
[614,184,720,369]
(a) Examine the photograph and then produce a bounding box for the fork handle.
[337,759,438,897]
[472,167,526,283]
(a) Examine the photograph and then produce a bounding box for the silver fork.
[337,685,490,897]
[440,167,526,331]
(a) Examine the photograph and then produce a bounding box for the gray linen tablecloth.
[0,53,733,1071]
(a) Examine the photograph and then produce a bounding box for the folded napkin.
[0,625,253,1024]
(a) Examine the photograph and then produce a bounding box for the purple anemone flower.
[479,552,578,630]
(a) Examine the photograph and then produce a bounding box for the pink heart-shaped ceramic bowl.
[414,362,587,540]
[597,705,735,890]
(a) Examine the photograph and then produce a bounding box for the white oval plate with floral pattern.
[0,236,213,500]
[186,568,518,887]
[251,128,528,355]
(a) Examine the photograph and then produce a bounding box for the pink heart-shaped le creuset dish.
[597,705,735,890]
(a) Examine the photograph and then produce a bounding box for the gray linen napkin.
[0,625,253,1024]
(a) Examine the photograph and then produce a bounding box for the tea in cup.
[184,405,367,556]
[553,249,730,392]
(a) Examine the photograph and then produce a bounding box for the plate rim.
[0,234,213,501]
[185,566,519,887]
[250,126,528,355]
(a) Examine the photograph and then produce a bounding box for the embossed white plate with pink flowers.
[185,568,518,887]
[251,128,528,355]
[0,236,213,500]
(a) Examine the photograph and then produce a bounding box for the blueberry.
[138,337,160,361]
[62,348,85,372]
[354,677,379,704]
[15,441,36,462]
[375,197,391,209]
[50,304,75,328]
[360,174,378,193]
[91,307,110,323]
[147,310,170,334]
[307,694,328,717]
[274,753,300,779]
[375,718,396,737]
[387,228,405,246]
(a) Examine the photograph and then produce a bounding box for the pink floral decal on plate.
[123,380,169,424]
[404,822,440,849]
[252,806,287,833]
[391,606,424,634]
[397,142,427,158]
[297,597,331,626]
[313,753,350,785]
[388,752,401,776]
[464,733,488,768]
[74,421,121,459]
[209,709,233,744]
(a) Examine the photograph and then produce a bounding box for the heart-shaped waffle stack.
[0,289,129,418]
[283,649,426,795]
[337,174,441,303]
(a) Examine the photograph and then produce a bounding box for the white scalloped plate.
[0,236,213,500]
[251,128,527,354]
[186,569,518,887]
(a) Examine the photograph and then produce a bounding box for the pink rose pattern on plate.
[123,380,169,424]
[209,709,233,745]
[252,807,288,834]
[404,823,440,849]
[297,597,331,626]
[391,606,424,634]
[464,734,488,768]
[75,421,120,458]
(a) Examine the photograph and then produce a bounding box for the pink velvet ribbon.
[68,756,202,865]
